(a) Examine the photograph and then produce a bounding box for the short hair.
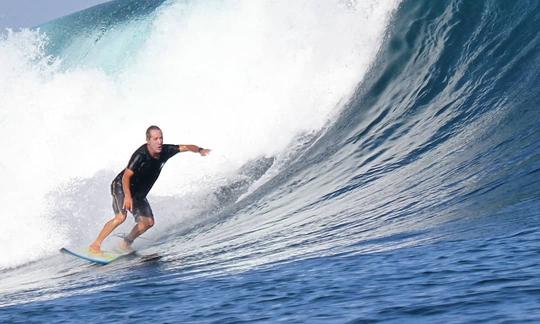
[146,125,162,140]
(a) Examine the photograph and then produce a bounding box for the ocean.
[1,0,540,322]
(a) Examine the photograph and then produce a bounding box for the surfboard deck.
[60,247,135,265]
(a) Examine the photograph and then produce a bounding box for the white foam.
[0,0,399,269]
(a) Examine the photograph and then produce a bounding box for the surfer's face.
[147,129,163,155]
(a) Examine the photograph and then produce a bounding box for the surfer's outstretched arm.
[179,144,211,156]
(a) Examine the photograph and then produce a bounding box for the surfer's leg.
[122,216,154,249]
[121,198,154,249]
[90,212,127,253]
[90,186,128,253]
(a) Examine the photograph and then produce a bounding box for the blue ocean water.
[1,0,540,323]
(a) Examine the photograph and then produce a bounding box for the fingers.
[123,197,133,212]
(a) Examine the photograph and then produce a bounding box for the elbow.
[122,169,134,183]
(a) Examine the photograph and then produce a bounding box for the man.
[89,125,210,254]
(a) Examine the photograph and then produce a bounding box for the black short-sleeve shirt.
[113,144,180,199]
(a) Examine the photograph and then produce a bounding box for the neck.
[147,144,160,158]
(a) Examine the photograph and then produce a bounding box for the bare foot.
[89,243,102,255]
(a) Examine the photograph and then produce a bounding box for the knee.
[141,217,154,229]
[113,213,127,225]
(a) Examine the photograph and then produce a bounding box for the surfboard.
[60,247,134,265]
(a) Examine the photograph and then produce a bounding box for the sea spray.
[0,0,399,269]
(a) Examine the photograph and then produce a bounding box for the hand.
[199,148,211,156]
[123,196,133,212]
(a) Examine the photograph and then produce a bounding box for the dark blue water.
[2,0,540,322]
[4,227,540,323]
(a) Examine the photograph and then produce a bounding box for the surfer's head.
[146,125,163,155]
[146,125,162,140]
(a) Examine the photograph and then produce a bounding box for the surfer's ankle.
[120,238,133,250]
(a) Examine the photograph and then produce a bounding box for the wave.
[2,0,539,277]
[0,0,400,269]
[154,0,540,273]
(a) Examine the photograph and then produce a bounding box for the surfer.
[89,125,210,254]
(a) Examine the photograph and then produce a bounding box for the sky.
[0,0,111,29]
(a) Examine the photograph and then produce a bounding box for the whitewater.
[1,0,540,322]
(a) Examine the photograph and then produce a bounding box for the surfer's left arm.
[179,144,211,156]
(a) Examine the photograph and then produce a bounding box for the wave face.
[1,0,540,322]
